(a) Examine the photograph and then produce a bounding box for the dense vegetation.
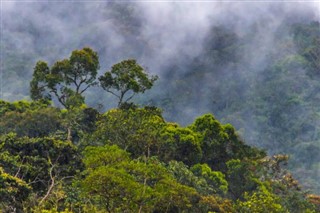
[1,47,320,212]
[1,98,319,212]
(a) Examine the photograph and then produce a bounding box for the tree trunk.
[67,127,72,141]
[39,164,55,205]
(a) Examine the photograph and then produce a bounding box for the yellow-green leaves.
[81,145,198,212]
[235,186,287,213]
[0,167,31,211]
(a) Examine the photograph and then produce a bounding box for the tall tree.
[90,107,164,158]
[30,47,99,109]
[99,59,158,107]
[81,144,199,212]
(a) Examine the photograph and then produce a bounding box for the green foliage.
[81,145,199,212]
[81,145,154,212]
[191,163,228,195]
[0,100,316,211]
[78,107,100,134]
[190,114,265,171]
[160,123,202,166]
[99,59,158,107]
[83,145,130,169]
[0,106,63,138]
[0,99,51,116]
[90,107,165,157]
[153,176,199,212]
[82,166,145,212]
[0,133,82,202]
[166,160,213,195]
[59,105,96,143]
[0,167,31,212]
[30,47,99,109]
[92,107,203,166]
[235,186,287,213]
[190,114,228,169]
[0,99,101,147]
[226,159,260,200]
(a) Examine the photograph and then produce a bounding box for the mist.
[1,1,318,101]
[1,1,320,192]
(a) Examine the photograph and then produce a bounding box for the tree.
[235,186,287,213]
[226,159,260,200]
[166,160,213,195]
[99,59,158,107]
[160,123,202,166]
[190,114,265,171]
[191,163,228,195]
[90,107,165,158]
[81,145,199,212]
[30,47,99,109]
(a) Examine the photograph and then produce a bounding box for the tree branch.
[51,88,67,108]
[39,163,56,205]
[124,93,136,103]
[106,89,121,99]
[14,156,26,178]
[80,84,91,94]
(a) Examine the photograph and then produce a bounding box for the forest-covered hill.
[149,20,320,194]
[1,2,320,211]
[0,99,319,212]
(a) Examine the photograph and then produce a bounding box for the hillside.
[1,2,320,210]
[0,98,318,212]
